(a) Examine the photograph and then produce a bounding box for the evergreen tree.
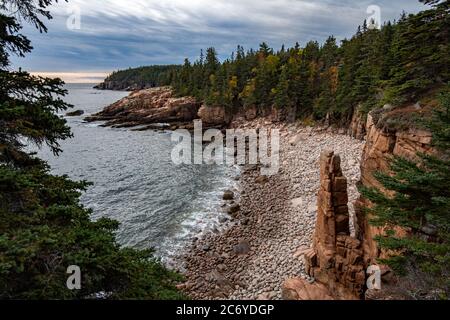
[0,0,183,299]
[385,1,450,104]
[285,45,302,110]
[258,42,273,58]
[378,22,395,81]
[335,32,363,121]
[360,87,450,295]
[202,47,220,99]
[314,36,339,119]
[173,58,192,96]
[252,51,280,109]
[273,66,290,109]
[296,41,320,117]
[320,36,339,71]
[167,0,448,126]
[204,47,220,77]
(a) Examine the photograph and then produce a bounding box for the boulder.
[66,110,84,117]
[228,204,240,214]
[290,197,303,208]
[289,134,305,146]
[282,278,333,300]
[293,246,310,259]
[255,175,269,184]
[233,240,251,255]
[209,270,233,293]
[223,190,234,201]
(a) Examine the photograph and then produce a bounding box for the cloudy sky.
[11,0,426,82]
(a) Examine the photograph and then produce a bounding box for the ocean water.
[36,83,238,265]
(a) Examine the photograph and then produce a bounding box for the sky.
[11,0,426,83]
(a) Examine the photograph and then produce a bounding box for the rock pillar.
[304,150,365,300]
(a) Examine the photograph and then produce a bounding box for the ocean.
[36,83,238,265]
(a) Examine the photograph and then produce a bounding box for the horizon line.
[30,71,111,84]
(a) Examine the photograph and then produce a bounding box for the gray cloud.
[11,0,425,73]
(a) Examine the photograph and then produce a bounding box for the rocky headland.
[84,87,229,130]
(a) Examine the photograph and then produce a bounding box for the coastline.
[177,118,365,300]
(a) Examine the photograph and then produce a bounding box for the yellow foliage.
[265,55,280,70]
[302,116,316,127]
[240,79,256,99]
[229,76,238,89]
[209,74,216,84]
[329,66,339,93]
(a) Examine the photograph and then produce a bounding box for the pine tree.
[385,1,450,104]
[314,36,339,119]
[204,47,219,77]
[273,66,290,109]
[0,0,183,299]
[296,41,320,117]
[360,87,450,294]
[354,26,382,113]
[335,37,357,120]
[378,22,395,81]
[258,42,273,58]
[169,0,448,126]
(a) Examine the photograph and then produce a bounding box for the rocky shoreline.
[84,87,230,131]
[176,118,365,300]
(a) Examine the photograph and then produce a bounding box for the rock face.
[360,112,433,190]
[354,111,434,265]
[291,107,435,301]
[84,87,202,129]
[269,106,296,123]
[244,105,258,121]
[197,105,231,127]
[286,107,436,300]
[348,107,367,140]
[293,151,365,300]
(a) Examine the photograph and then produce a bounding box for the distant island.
[94,65,180,91]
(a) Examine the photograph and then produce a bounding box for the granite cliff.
[85,87,230,130]
[283,106,435,300]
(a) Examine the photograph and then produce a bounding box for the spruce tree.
[0,0,183,299]
[360,88,450,295]
[385,1,449,104]
[335,34,362,120]
[296,41,320,117]
[314,36,339,119]
[169,0,448,126]
[273,66,290,110]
